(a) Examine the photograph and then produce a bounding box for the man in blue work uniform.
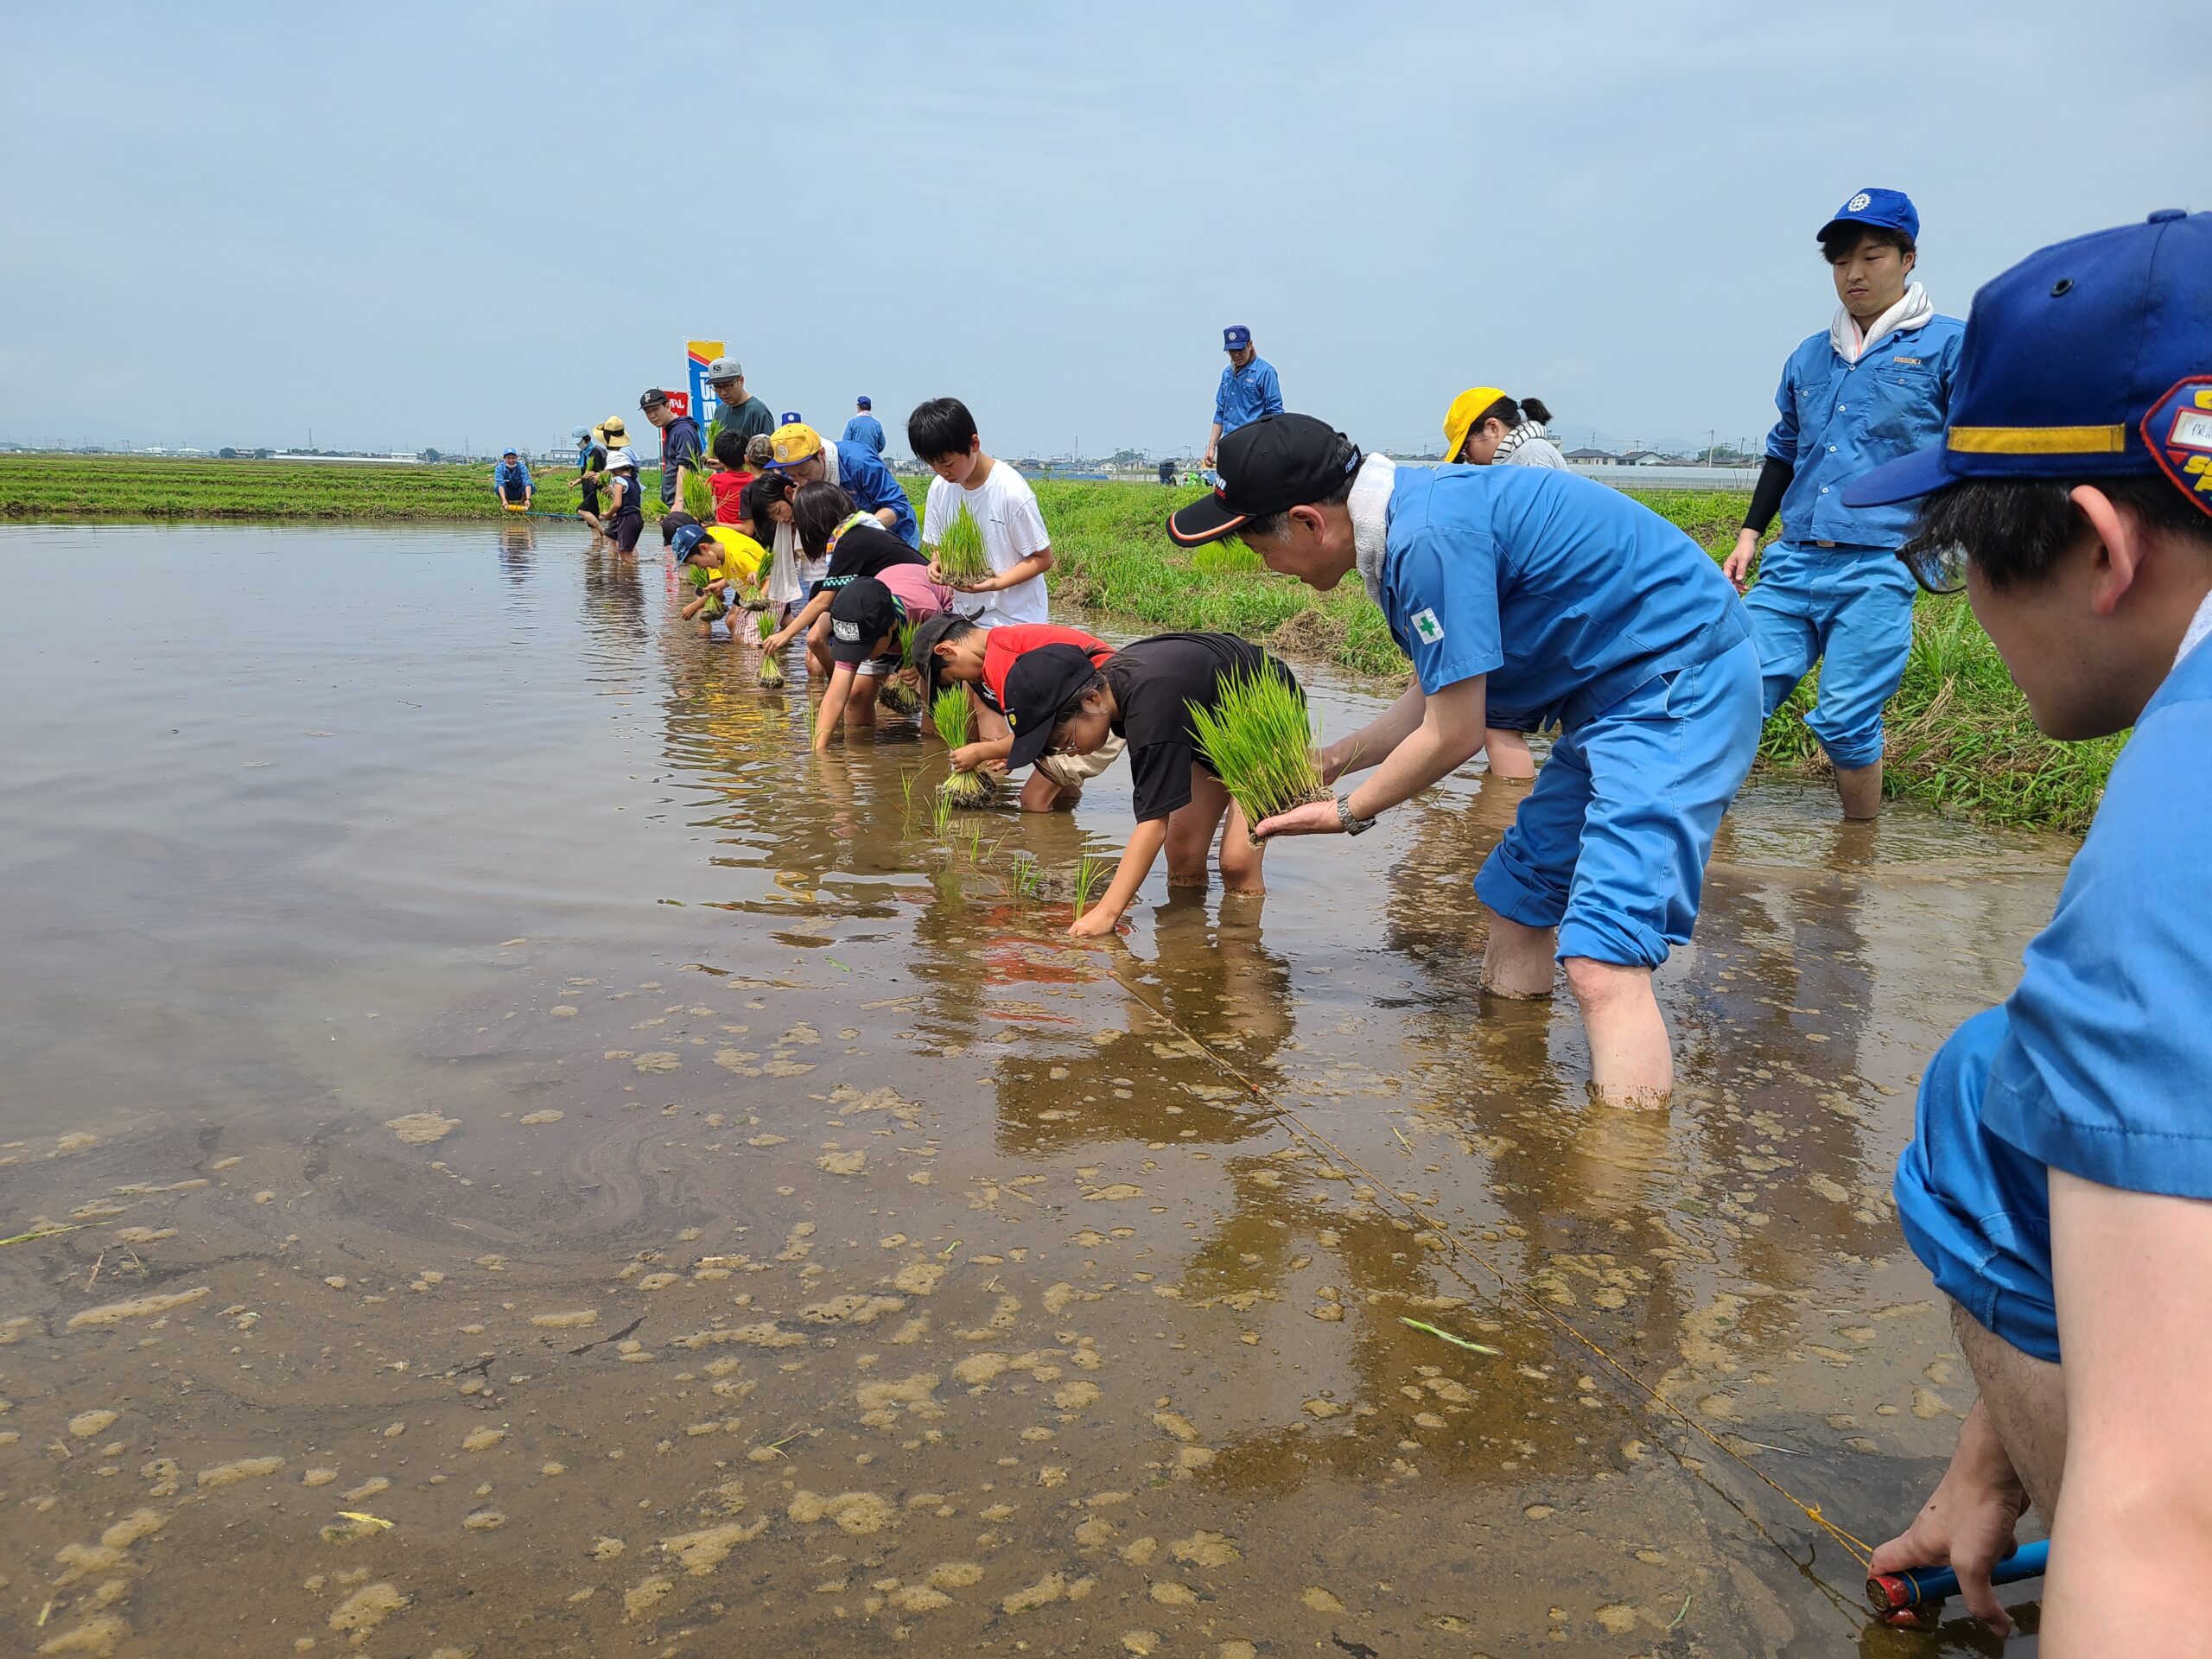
[764,420,920,548]
[842,397,887,457]
[1202,325,1282,473]
[1724,189,1963,818]
[1843,211,2212,1645]
[1173,414,1761,1108]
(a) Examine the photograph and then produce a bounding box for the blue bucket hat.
[1846,209,2212,516]
[1223,325,1251,352]
[1819,187,1919,245]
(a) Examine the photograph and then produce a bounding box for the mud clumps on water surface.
[385,1111,458,1145]
[788,1490,895,1535]
[66,1287,208,1329]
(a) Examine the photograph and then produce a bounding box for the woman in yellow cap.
[1438,388,1567,781]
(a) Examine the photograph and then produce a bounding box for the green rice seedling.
[931,787,956,840]
[899,769,918,814]
[1192,537,1264,577]
[932,687,996,807]
[1072,851,1110,923]
[757,607,776,644]
[681,465,715,523]
[1188,664,1327,840]
[934,504,990,588]
[895,619,919,669]
[757,644,785,690]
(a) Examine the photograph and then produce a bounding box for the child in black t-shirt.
[1001,633,1295,937]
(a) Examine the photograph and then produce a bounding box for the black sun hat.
[825,577,904,667]
[1001,643,1103,772]
[1166,414,1362,546]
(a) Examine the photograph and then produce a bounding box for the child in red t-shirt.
[907,614,1123,811]
[707,429,756,526]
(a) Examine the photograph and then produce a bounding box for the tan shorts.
[1035,734,1126,789]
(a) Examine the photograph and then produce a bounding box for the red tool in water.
[1866,1539,2049,1625]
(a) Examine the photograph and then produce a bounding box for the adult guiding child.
[1723,188,1964,819]
[1843,209,2212,1649]
[703,358,776,445]
[1172,414,1760,1107]
[765,420,920,549]
[1203,325,1282,473]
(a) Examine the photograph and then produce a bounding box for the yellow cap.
[767,423,823,467]
[1442,387,1507,464]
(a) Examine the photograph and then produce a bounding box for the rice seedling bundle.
[933,687,996,808]
[681,466,715,523]
[1188,664,1327,839]
[757,644,785,689]
[878,677,922,717]
[934,504,990,588]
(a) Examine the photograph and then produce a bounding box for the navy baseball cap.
[1224,325,1251,351]
[1167,413,1362,546]
[1847,210,2212,518]
[856,396,872,410]
[1819,187,1918,245]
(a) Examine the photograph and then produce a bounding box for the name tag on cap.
[832,620,861,641]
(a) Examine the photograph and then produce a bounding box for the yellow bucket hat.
[1442,386,1508,464]
[767,423,824,468]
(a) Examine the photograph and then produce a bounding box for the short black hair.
[791,481,857,558]
[1821,224,1916,265]
[658,509,700,547]
[740,469,793,528]
[907,397,980,463]
[1242,431,1362,542]
[710,428,750,470]
[1905,477,2212,591]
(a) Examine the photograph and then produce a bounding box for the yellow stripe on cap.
[1947,423,2128,454]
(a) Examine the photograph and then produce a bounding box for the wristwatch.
[1335,794,1377,836]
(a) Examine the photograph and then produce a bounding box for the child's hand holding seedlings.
[949,741,1006,774]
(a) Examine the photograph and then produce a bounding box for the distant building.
[1565,448,1618,466]
[1617,449,1672,467]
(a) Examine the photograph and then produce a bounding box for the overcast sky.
[4,3,2200,460]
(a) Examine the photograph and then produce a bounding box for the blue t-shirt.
[1376,464,1749,728]
[842,413,887,455]
[835,440,919,548]
[1980,638,2212,1195]
[1764,315,1963,549]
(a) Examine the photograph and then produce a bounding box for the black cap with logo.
[1166,414,1362,546]
[825,577,904,666]
[1001,643,1103,772]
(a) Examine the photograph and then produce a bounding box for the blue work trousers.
[1474,637,1761,968]
[1745,540,1916,772]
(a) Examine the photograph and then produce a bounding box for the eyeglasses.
[1898,542,1969,596]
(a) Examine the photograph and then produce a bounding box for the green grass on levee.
[0,454,2114,836]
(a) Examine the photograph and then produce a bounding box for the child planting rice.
[931,686,997,807]
[765,484,938,683]
[810,573,955,751]
[601,455,645,555]
[908,613,1123,812]
[1000,633,1299,937]
[911,397,1055,627]
[1188,663,1331,841]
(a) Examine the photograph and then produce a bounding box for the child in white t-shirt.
[910,397,1054,629]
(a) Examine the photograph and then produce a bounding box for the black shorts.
[609,511,644,553]
[578,484,601,513]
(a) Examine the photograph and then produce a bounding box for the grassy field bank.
[3,454,2113,834]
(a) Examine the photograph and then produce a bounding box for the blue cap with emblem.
[1820,187,1918,245]
[1846,209,2212,518]
[779,411,803,427]
[1224,325,1251,352]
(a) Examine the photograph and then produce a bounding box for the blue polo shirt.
[1214,356,1283,434]
[842,413,887,455]
[1895,634,2212,1362]
[1764,315,1963,548]
[1376,464,1749,728]
[834,440,919,548]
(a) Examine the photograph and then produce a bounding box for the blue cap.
[856,396,872,410]
[1223,325,1251,351]
[670,521,708,558]
[571,425,590,440]
[1819,187,1918,245]
[1846,210,2212,515]
[779,410,802,426]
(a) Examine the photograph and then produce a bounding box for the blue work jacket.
[835,441,920,548]
[492,459,532,491]
[1214,356,1283,433]
[1764,315,1963,548]
[842,414,887,455]
[1377,464,1749,729]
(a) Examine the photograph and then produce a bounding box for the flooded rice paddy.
[0,524,2075,1656]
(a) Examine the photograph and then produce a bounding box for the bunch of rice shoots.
[934,505,990,588]
[1188,664,1327,840]
[757,639,785,689]
[933,687,995,807]
[874,620,922,715]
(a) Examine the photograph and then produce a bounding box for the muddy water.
[1,523,2075,1656]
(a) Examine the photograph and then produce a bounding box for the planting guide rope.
[1102,962,1889,1629]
